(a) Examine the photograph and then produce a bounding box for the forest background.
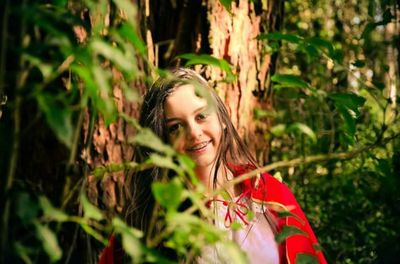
[0,0,399,263]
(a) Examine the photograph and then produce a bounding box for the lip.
[186,140,212,154]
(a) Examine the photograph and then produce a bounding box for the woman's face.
[164,84,222,172]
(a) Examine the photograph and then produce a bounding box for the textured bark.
[82,0,284,216]
[206,0,283,164]
[145,0,283,164]
[74,2,146,218]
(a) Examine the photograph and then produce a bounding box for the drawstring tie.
[210,189,252,228]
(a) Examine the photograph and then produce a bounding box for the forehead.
[164,84,208,117]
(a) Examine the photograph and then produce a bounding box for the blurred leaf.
[296,253,319,264]
[112,217,143,238]
[111,218,144,260]
[177,154,198,184]
[275,225,308,244]
[306,37,335,58]
[178,53,235,82]
[80,193,103,221]
[277,210,305,225]
[152,178,183,211]
[34,221,62,262]
[218,242,248,264]
[91,40,135,72]
[352,60,366,68]
[361,9,394,39]
[39,196,68,222]
[121,232,142,261]
[254,108,276,119]
[24,54,53,80]
[80,223,107,244]
[147,153,180,173]
[337,106,356,139]
[288,123,317,143]
[303,44,320,59]
[16,193,39,225]
[329,93,366,117]
[14,242,34,264]
[36,93,73,148]
[219,0,233,12]
[329,93,365,141]
[130,128,175,156]
[270,124,287,137]
[113,0,137,24]
[271,74,309,89]
[257,32,302,44]
[118,22,146,55]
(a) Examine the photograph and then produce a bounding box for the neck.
[195,162,237,198]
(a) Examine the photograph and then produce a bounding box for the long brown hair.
[125,68,276,241]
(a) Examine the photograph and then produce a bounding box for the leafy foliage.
[1,0,399,263]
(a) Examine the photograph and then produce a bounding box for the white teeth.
[189,141,209,151]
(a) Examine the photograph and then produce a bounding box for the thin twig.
[223,133,400,190]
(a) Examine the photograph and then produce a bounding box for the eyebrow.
[166,105,208,123]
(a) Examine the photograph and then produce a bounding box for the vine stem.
[222,133,400,191]
[183,132,400,217]
[1,0,28,259]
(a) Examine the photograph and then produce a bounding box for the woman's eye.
[196,112,209,121]
[167,123,182,134]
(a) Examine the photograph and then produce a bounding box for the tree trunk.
[146,0,283,164]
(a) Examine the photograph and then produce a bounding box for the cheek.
[169,133,186,152]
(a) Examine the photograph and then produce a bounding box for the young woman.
[99,68,327,263]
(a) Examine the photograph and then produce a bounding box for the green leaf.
[337,106,356,136]
[39,196,68,222]
[80,223,107,244]
[113,0,137,24]
[91,40,136,72]
[329,93,365,139]
[80,193,103,221]
[288,123,317,144]
[16,193,39,225]
[36,93,73,148]
[219,0,233,12]
[177,154,198,183]
[329,92,366,117]
[277,210,305,225]
[147,153,181,173]
[14,242,34,264]
[254,108,276,119]
[23,54,53,80]
[130,128,175,156]
[352,60,366,68]
[34,221,62,262]
[306,37,335,58]
[296,253,319,264]
[275,225,308,244]
[152,178,184,211]
[271,74,309,89]
[361,9,394,39]
[177,53,235,82]
[270,124,287,137]
[218,241,248,264]
[112,217,143,238]
[118,23,146,55]
[257,32,303,44]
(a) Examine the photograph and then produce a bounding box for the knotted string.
[210,189,252,228]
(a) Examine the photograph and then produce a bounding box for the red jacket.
[230,164,327,264]
[99,164,327,264]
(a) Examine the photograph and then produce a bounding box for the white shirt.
[198,195,279,264]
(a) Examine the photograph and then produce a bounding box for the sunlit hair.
[126,68,276,241]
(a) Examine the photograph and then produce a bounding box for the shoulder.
[245,171,297,210]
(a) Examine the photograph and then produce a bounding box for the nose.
[186,121,202,140]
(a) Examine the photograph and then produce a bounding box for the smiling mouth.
[186,140,212,152]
